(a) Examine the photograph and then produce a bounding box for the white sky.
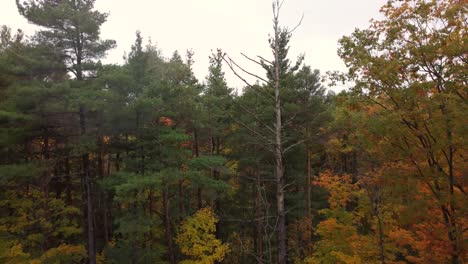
[1,0,386,92]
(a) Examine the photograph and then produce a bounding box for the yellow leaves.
[96,251,107,264]
[33,244,86,264]
[315,218,342,236]
[107,239,116,248]
[0,188,84,263]
[3,243,30,264]
[326,138,353,154]
[331,251,362,264]
[176,207,230,264]
[1,243,85,264]
[309,217,371,264]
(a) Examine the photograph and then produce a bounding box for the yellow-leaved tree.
[176,207,230,264]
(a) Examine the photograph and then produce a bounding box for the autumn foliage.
[0,0,466,263]
[176,207,230,264]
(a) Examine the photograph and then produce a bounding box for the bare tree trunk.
[273,5,287,262]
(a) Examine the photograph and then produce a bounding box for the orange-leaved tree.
[336,0,467,262]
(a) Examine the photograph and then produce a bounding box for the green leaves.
[0,163,43,186]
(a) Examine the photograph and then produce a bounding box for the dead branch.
[230,117,275,152]
[283,138,308,154]
[241,52,266,69]
[230,98,276,134]
[257,55,273,65]
[222,55,275,100]
[288,13,304,34]
[227,54,270,84]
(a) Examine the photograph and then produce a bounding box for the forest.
[0,0,466,263]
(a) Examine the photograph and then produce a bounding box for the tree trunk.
[306,150,313,248]
[84,153,96,264]
[97,136,110,243]
[194,129,203,209]
[65,156,73,206]
[254,169,264,264]
[115,153,120,172]
[163,190,176,264]
[104,154,111,242]
[178,180,185,222]
[42,133,51,251]
[444,105,460,264]
[273,11,287,264]
[375,204,385,264]
[79,105,96,264]
[213,136,222,240]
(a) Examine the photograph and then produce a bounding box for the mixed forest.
[0,0,466,263]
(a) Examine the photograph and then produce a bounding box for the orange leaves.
[102,135,111,144]
[180,140,192,149]
[159,116,174,126]
[314,171,357,210]
[388,222,453,264]
[152,116,175,126]
[333,0,467,261]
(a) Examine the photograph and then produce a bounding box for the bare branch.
[223,55,255,87]
[278,0,286,12]
[288,13,304,34]
[281,112,298,129]
[241,52,265,68]
[228,55,270,84]
[257,55,273,65]
[230,117,275,152]
[222,55,275,100]
[230,98,276,134]
[283,139,308,154]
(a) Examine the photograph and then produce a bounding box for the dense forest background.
[0,0,466,263]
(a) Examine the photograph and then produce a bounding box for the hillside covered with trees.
[0,0,466,263]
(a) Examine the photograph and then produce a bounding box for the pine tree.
[16,1,116,263]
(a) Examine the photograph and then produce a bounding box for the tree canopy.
[0,0,466,263]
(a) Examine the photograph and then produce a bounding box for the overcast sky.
[1,0,386,91]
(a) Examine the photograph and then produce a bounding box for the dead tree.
[223,1,304,263]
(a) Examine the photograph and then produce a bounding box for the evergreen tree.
[16,1,116,263]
